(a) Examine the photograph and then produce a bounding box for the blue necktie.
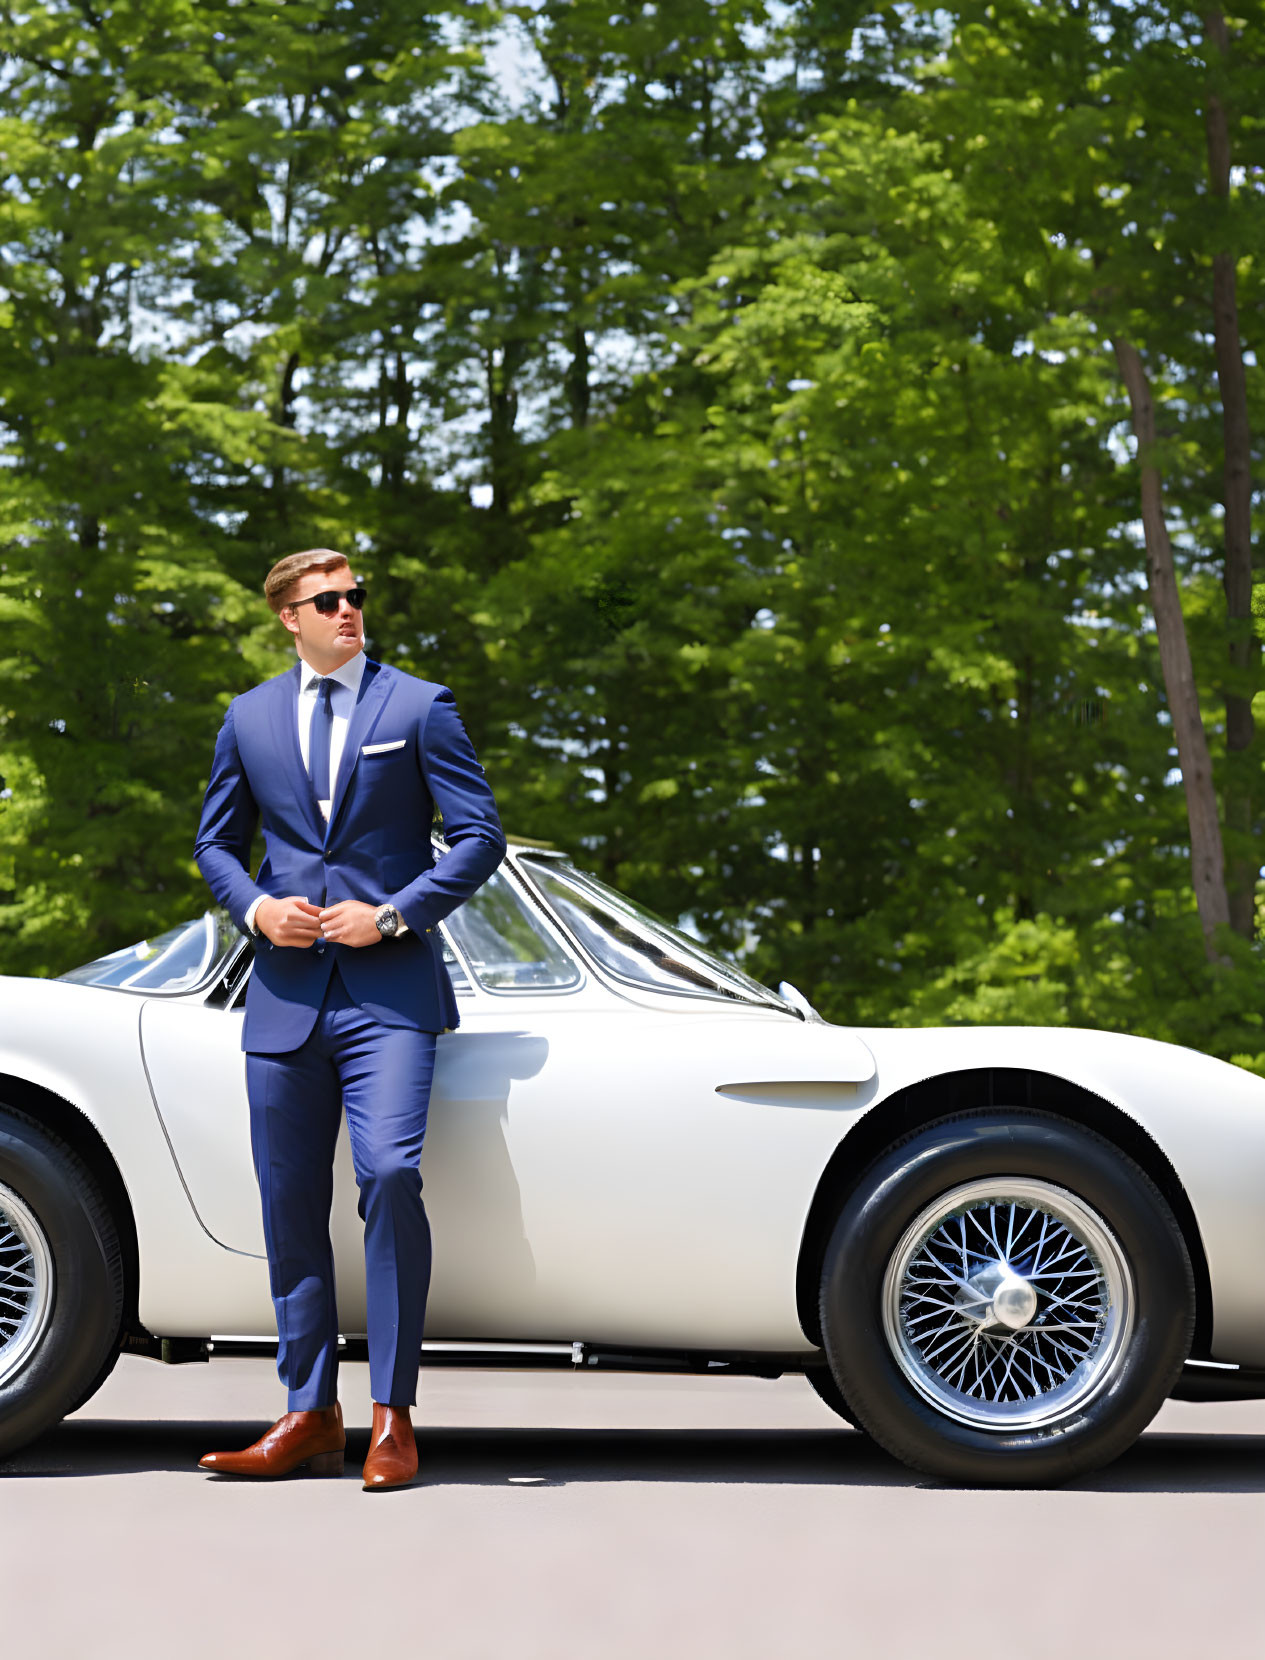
[309,678,335,804]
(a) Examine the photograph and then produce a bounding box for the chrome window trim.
[433,927,481,1001]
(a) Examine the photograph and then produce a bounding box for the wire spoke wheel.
[881,1177,1134,1432]
[0,1181,55,1390]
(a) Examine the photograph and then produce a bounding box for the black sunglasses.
[287,586,367,615]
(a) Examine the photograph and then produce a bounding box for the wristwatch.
[374,904,402,940]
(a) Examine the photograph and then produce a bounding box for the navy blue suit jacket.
[194,658,506,1053]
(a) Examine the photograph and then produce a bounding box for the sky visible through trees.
[0,0,1262,1069]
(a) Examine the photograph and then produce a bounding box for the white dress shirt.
[297,649,366,819]
[246,651,405,937]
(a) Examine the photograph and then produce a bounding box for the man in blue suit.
[193,548,505,1488]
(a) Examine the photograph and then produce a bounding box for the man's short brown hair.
[264,548,351,614]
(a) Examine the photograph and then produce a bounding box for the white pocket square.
[362,738,406,755]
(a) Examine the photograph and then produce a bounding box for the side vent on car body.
[711,1022,877,1093]
[715,1081,862,1108]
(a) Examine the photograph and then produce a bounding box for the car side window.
[441,868,580,993]
[440,932,473,995]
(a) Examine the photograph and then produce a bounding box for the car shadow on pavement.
[6,1421,1265,1494]
[1069,1432,1265,1495]
[3,1421,910,1487]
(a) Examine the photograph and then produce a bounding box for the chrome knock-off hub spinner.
[955,1262,1040,1331]
[992,1272,1040,1330]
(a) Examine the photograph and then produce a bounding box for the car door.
[138,870,575,1336]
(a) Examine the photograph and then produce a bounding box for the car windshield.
[59,911,241,996]
[518,855,792,1012]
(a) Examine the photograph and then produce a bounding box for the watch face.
[376,906,398,937]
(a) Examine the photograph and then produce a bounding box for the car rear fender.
[0,1070,141,1334]
[0,980,272,1336]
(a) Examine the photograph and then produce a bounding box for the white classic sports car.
[1,838,1263,1484]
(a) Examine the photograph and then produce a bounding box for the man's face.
[280,564,364,666]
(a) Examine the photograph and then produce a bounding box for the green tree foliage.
[1,0,1261,1071]
[0,0,474,967]
[0,0,264,966]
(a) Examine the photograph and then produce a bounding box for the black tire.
[804,1365,866,1432]
[63,1332,124,1420]
[0,1107,125,1459]
[819,1110,1195,1486]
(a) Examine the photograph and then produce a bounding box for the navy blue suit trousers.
[246,966,437,1409]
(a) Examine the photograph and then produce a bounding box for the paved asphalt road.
[3,1355,1263,1659]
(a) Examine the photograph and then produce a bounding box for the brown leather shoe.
[199,1402,345,1478]
[361,1402,418,1490]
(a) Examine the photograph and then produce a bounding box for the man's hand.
[317,900,382,948]
[256,896,323,948]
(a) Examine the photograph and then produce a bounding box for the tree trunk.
[485,345,520,520]
[565,320,591,430]
[1202,7,1258,940]
[1112,338,1232,963]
